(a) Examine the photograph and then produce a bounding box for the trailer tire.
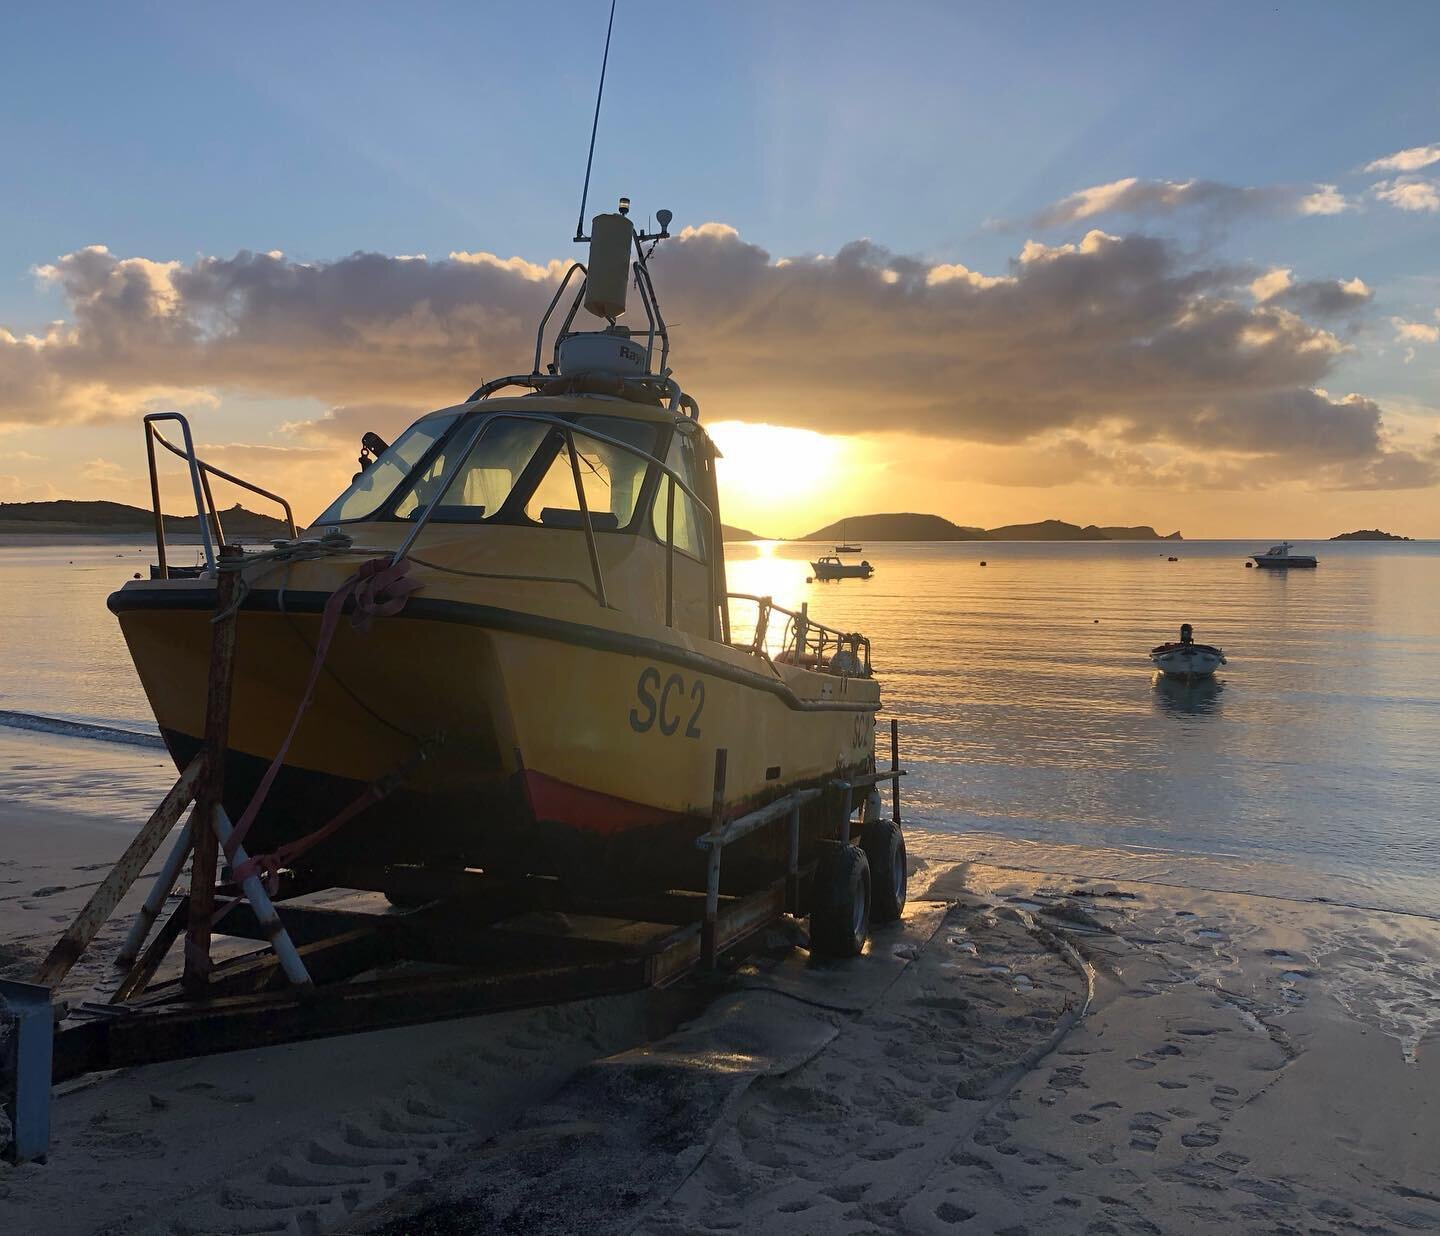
[810,844,871,958]
[861,818,907,924]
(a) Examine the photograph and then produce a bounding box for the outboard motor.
[1180,623,1194,644]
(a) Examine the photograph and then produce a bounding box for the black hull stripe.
[108,587,879,715]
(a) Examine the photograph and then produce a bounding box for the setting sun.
[707,420,851,537]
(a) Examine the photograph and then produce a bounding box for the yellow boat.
[108,201,890,922]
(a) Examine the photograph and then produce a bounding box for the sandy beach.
[5,802,1438,1236]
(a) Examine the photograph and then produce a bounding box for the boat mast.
[574,0,617,243]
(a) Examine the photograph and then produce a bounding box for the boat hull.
[811,562,873,579]
[110,584,880,896]
[1149,644,1225,680]
[1253,558,1317,568]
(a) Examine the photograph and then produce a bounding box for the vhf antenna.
[573,0,618,242]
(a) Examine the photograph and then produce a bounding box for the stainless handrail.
[143,415,298,579]
[150,428,298,537]
[143,413,217,575]
[531,263,586,375]
[631,255,670,375]
[464,370,693,416]
[726,592,872,675]
[391,410,715,624]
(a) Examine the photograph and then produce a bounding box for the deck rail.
[726,593,872,677]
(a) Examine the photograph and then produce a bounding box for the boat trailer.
[1,560,907,1164]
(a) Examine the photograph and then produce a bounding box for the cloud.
[1030,177,1350,229]
[1391,316,1440,344]
[0,226,1432,492]
[1365,143,1440,174]
[80,457,128,484]
[280,403,425,444]
[926,262,1012,289]
[1298,185,1349,216]
[1372,177,1440,212]
[1250,269,1371,317]
[0,474,60,502]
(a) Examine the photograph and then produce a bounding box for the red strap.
[232,781,386,891]
[222,557,418,863]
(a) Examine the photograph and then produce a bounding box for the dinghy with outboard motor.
[1149,623,1227,682]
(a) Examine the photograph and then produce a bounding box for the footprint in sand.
[1181,1123,1221,1148]
[1210,1084,1240,1111]
[1128,1118,1165,1151]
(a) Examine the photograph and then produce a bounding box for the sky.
[2,0,1438,538]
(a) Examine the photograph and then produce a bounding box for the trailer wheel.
[861,818,907,924]
[810,844,871,957]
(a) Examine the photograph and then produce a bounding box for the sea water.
[2,536,1437,915]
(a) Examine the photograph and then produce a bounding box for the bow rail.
[144,412,298,577]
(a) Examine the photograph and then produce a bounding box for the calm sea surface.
[2,536,1438,915]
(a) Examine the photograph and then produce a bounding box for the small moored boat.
[1251,542,1317,568]
[833,520,861,554]
[812,554,874,580]
[1149,624,1226,681]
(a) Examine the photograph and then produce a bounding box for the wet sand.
[3,814,1439,1235]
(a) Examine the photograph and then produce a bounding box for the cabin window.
[650,431,709,559]
[313,413,460,524]
[521,417,659,530]
[393,418,550,522]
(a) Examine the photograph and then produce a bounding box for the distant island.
[799,513,1182,542]
[721,523,767,541]
[0,499,292,539]
[1331,529,1411,541]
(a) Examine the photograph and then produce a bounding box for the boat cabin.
[310,386,725,641]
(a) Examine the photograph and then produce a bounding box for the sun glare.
[706,421,849,537]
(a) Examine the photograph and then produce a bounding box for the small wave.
[0,709,165,750]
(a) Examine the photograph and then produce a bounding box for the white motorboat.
[1251,541,1317,568]
[812,554,873,580]
[1149,624,1226,681]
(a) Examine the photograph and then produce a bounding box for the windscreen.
[313,413,460,524]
